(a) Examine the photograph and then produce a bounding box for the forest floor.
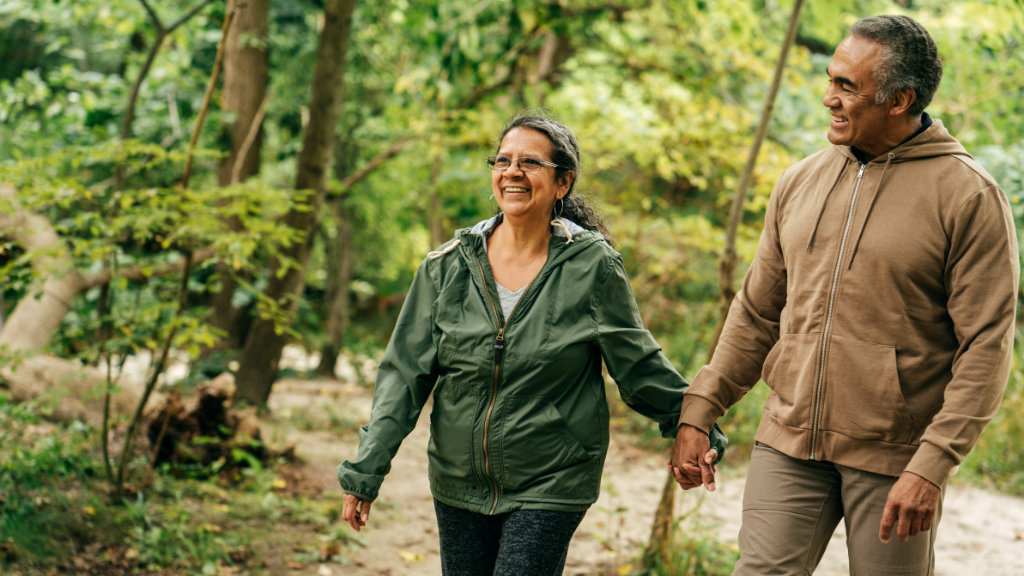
[263,376,1024,576]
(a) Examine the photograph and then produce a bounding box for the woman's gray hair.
[496,111,612,244]
[848,15,942,118]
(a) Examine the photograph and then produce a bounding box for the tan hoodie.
[679,119,1019,487]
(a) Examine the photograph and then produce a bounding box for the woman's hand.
[669,424,719,491]
[342,494,372,532]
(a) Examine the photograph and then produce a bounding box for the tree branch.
[181,0,237,189]
[81,247,218,290]
[327,136,417,198]
[167,0,219,34]
[231,93,271,185]
[453,28,542,110]
[137,0,164,32]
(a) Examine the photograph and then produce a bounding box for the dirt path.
[268,378,1024,575]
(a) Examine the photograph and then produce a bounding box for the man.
[670,15,1018,575]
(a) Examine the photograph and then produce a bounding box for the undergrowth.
[0,390,363,575]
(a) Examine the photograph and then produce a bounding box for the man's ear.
[889,87,917,117]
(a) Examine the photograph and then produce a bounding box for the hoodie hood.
[836,118,970,165]
[810,118,974,267]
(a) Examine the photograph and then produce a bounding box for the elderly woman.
[339,114,726,575]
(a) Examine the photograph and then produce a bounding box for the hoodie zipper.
[810,162,867,460]
[475,256,530,514]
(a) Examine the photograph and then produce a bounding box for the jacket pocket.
[762,333,821,430]
[821,335,914,444]
[427,377,483,493]
[499,395,591,493]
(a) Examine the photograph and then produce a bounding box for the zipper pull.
[494,329,504,365]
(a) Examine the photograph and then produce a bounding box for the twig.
[182,0,237,189]
[114,247,195,499]
[81,246,217,290]
[706,0,806,361]
[166,0,218,34]
[231,93,271,184]
[327,136,417,198]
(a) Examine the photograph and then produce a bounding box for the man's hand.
[668,424,718,492]
[879,472,940,543]
[342,493,372,532]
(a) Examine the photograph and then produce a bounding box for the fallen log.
[0,355,158,426]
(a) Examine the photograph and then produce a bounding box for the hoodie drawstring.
[550,219,574,244]
[846,152,894,269]
[427,239,461,259]
[805,160,849,251]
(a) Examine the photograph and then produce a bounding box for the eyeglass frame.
[486,155,562,172]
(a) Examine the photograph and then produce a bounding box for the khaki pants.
[734,443,943,576]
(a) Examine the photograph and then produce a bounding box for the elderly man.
[670,15,1018,575]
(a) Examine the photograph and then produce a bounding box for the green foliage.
[0,392,95,568]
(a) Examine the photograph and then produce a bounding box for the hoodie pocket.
[499,395,591,493]
[762,333,821,429]
[821,335,914,444]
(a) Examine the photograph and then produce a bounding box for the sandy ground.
[266,378,1024,576]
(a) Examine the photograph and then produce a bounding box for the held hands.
[668,424,719,492]
[342,493,373,532]
[879,471,940,544]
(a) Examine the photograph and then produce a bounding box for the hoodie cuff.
[905,442,959,488]
[678,395,722,435]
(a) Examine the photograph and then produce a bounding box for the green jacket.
[338,217,727,514]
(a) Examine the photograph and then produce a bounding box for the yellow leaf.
[398,551,425,563]
[84,506,96,516]
[120,326,133,336]
[617,565,632,575]
[271,478,287,489]
[214,504,229,512]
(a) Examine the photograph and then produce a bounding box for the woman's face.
[491,127,572,220]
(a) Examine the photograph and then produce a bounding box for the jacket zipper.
[810,162,867,460]
[475,256,531,514]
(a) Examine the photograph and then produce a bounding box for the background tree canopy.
[1,0,1024,573]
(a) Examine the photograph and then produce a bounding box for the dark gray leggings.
[433,499,586,576]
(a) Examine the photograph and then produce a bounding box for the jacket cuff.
[678,395,722,435]
[905,442,959,487]
[337,461,383,502]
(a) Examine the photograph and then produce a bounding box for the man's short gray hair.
[848,15,943,117]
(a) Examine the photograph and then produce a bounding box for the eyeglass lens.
[487,156,546,171]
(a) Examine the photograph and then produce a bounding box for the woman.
[339,113,726,575]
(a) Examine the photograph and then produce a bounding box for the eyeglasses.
[486,155,561,172]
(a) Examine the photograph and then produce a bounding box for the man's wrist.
[678,395,720,434]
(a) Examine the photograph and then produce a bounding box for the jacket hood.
[453,214,606,269]
[836,118,969,165]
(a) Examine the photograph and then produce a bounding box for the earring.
[489,194,499,213]
[554,197,564,218]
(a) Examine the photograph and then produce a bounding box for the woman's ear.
[558,172,575,197]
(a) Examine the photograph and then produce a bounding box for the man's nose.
[823,84,840,108]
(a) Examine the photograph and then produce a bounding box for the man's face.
[824,37,893,155]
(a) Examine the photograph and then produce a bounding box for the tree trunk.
[216,0,269,187]
[316,135,358,378]
[212,0,270,347]
[427,147,445,249]
[643,0,806,567]
[316,201,354,378]
[233,0,357,406]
